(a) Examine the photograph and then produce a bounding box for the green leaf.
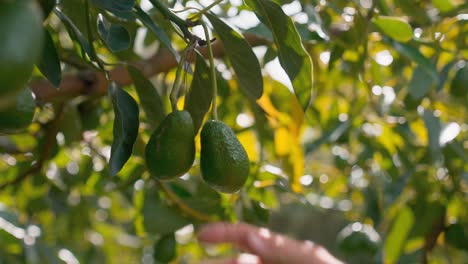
[54,8,95,61]
[108,82,139,176]
[38,0,56,20]
[391,41,439,84]
[141,189,190,235]
[445,223,468,250]
[97,15,131,52]
[373,16,413,42]
[206,13,263,100]
[59,104,83,146]
[384,206,414,263]
[134,6,179,62]
[37,29,62,87]
[127,65,166,126]
[184,53,213,133]
[91,0,135,12]
[432,0,455,12]
[422,109,442,160]
[408,66,435,99]
[153,234,176,263]
[245,0,313,111]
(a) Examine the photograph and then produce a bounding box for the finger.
[198,222,258,250]
[199,254,261,264]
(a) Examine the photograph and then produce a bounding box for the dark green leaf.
[91,0,135,12]
[153,234,176,263]
[245,0,313,111]
[422,109,442,160]
[408,66,435,99]
[97,15,131,52]
[445,223,468,250]
[437,60,457,92]
[134,6,179,61]
[127,65,166,126]
[206,13,263,100]
[184,53,213,133]
[38,0,55,20]
[108,82,139,176]
[450,63,468,97]
[37,29,62,87]
[54,8,95,60]
[391,41,439,83]
[373,16,413,42]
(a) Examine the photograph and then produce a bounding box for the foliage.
[0,0,467,263]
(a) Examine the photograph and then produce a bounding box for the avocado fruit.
[145,110,195,180]
[450,63,467,98]
[153,233,176,263]
[0,0,43,104]
[200,120,249,193]
[0,87,35,134]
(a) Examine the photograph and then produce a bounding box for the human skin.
[198,222,344,264]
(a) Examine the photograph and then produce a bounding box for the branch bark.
[31,34,269,103]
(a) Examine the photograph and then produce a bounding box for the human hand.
[198,222,343,264]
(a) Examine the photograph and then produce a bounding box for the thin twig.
[0,104,65,190]
[155,180,216,222]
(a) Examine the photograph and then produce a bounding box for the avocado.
[0,87,35,134]
[450,63,467,98]
[153,233,176,263]
[200,120,250,193]
[145,110,195,180]
[0,0,43,104]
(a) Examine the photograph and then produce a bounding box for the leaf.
[245,0,313,111]
[408,66,435,99]
[384,206,414,263]
[91,0,135,12]
[37,29,62,87]
[206,13,263,100]
[184,53,213,133]
[134,6,179,62]
[373,16,413,42]
[422,109,442,160]
[97,15,131,52]
[54,8,95,61]
[445,223,468,250]
[391,41,439,84]
[432,0,455,12]
[108,82,139,176]
[141,189,190,235]
[127,65,166,126]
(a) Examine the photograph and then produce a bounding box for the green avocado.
[153,233,176,263]
[0,87,35,134]
[0,0,43,102]
[200,120,250,193]
[450,63,467,98]
[145,110,195,180]
[337,223,380,256]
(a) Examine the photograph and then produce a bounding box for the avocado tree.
[0,0,467,263]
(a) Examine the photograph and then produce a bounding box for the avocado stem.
[200,19,218,120]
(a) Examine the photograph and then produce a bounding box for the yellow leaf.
[275,127,291,156]
[237,130,259,162]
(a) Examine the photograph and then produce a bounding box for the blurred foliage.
[0,0,467,263]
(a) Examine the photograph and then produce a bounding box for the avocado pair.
[145,110,249,193]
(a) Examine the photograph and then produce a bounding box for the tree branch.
[0,104,65,190]
[156,180,216,223]
[31,34,269,103]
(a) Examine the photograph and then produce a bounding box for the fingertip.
[198,222,229,242]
